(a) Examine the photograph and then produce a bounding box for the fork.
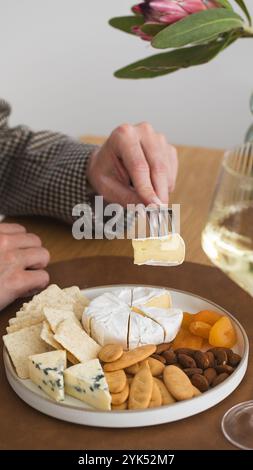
[146,206,174,238]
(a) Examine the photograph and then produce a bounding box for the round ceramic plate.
[3,285,249,428]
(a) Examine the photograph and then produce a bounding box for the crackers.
[44,307,80,333]
[54,318,101,363]
[40,321,79,365]
[3,323,51,378]
[149,379,162,408]
[98,344,123,363]
[103,345,156,372]
[105,370,127,394]
[128,361,153,410]
[163,365,194,401]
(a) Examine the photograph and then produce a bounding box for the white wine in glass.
[202,144,253,297]
[201,142,253,449]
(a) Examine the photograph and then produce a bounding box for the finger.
[110,125,161,206]
[16,247,50,269]
[99,175,141,206]
[167,144,178,192]
[0,223,26,234]
[137,125,170,204]
[111,153,131,186]
[1,232,42,251]
[13,270,50,298]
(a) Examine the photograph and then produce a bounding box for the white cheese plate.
[3,285,249,428]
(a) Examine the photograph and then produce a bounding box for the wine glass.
[201,142,253,450]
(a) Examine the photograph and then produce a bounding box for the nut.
[212,372,229,387]
[203,368,217,385]
[191,374,209,392]
[162,350,177,365]
[215,365,234,375]
[151,354,166,364]
[194,351,210,369]
[206,351,215,368]
[177,354,197,369]
[184,368,203,377]
[156,343,172,354]
[174,348,196,358]
[208,348,227,365]
[227,351,241,367]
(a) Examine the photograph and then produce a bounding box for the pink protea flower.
[132,0,220,40]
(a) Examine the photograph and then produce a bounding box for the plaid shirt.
[0,99,98,224]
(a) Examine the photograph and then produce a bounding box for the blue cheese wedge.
[64,359,111,410]
[28,350,67,402]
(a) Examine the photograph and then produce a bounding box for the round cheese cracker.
[154,378,175,405]
[103,345,156,372]
[149,379,162,408]
[163,365,194,401]
[105,370,127,394]
[98,344,123,363]
[128,361,153,410]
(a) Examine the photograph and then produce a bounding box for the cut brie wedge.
[136,306,183,343]
[128,311,164,349]
[90,306,130,349]
[132,287,172,314]
[132,234,185,266]
[82,288,182,349]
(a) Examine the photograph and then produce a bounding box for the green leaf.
[152,9,243,49]
[114,38,231,79]
[216,0,233,8]
[109,16,144,35]
[234,1,252,25]
[141,23,166,36]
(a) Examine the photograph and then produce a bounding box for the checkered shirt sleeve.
[0,99,98,224]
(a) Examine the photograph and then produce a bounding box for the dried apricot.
[172,327,203,350]
[193,310,222,326]
[182,312,194,328]
[189,321,212,339]
[209,316,237,348]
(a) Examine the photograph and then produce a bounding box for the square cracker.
[16,285,73,318]
[6,313,44,333]
[63,286,90,320]
[43,307,80,333]
[40,321,79,365]
[40,321,62,349]
[3,323,51,379]
[54,318,100,363]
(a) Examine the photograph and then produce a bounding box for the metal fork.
[146,206,174,238]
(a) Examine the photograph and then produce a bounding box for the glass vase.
[245,93,253,142]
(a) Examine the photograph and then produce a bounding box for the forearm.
[0,99,98,223]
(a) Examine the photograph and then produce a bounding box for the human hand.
[87,122,178,206]
[0,223,50,310]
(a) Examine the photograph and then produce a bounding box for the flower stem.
[242,25,253,37]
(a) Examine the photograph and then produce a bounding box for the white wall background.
[0,0,253,148]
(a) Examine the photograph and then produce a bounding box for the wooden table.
[6,137,224,266]
[2,140,252,451]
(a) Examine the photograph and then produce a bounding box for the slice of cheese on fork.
[132,234,185,266]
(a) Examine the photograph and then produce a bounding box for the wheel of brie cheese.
[82,287,183,349]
